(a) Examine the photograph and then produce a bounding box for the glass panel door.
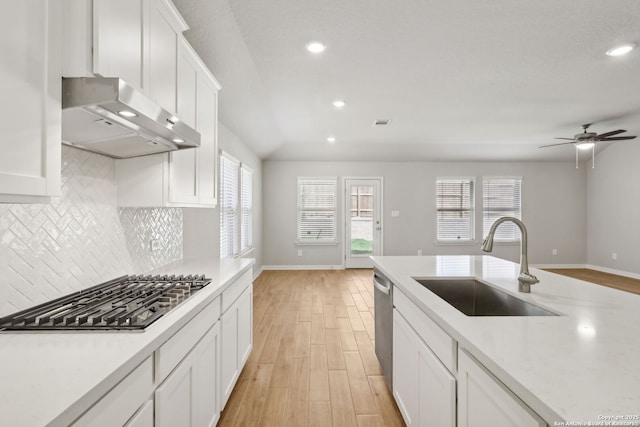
[345,178,382,268]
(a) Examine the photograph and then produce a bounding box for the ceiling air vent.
[373,119,391,126]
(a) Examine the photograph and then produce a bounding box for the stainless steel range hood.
[61,77,200,159]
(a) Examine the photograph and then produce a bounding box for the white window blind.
[297,178,337,243]
[436,178,475,241]
[220,154,239,258]
[483,177,522,241]
[240,165,253,252]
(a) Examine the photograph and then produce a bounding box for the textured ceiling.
[173,0,640,161]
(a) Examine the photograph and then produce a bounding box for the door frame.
[343,177,384,269]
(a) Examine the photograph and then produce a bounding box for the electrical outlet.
[417,249,422,256]
[150,239,161,251]
[552,249,558,256]
[391,210,400,217]
[612,252,617,260]
[297,249,303,257]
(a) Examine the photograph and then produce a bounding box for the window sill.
[239,247,255,257]
[296,241,339,246]
[489,240,520,246]
[435,240,478,246]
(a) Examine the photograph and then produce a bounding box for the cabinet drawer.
[155,296,221,383]
[394,286,457,372]
[72,357,153,427]
[221,270,252,313]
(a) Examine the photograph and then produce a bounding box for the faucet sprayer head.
[481,233,494,252]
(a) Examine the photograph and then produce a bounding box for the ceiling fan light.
[577,142,595,151]
[606,44,636,57]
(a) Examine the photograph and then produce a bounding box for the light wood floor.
[218,269,405,427]
[544,268,640,295]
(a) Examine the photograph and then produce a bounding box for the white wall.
[183,124,263,276]
[586,142,640,276]
[263,160,586,268]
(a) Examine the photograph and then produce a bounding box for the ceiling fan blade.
[596,129,626,138]
[553,137,576,141]
[539,142,575,148]
[598,136,636,141]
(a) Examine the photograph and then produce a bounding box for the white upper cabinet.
[63,0,187,115]
[63,0,220,208]
[117,37,220,208]
[92,0,144,90]
[0,0,62,203]
[146,0,186,113]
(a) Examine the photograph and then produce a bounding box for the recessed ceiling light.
[172,138,185,144]
[606,44,636,57]
[118,110,137,117]
[327,136,336,143]
[576,142,595,150]
[332,100,346,108]
[305,41,327,54]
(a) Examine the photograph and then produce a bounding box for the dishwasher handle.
[373,278,390,295]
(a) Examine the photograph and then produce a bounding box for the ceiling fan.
[539,124,637,168]
[540,123,637,150]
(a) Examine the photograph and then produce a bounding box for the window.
[240,165,253,252]
[220,153,253,258]
[220,154,239,258]
[436,178,475,242]
[297,177,337,244]
[483,177,522,241]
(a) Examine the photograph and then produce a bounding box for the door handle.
[373,279,390,295]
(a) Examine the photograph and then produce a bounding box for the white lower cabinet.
[155,322,221,427]
[220,271,253,408]
[392,285,547,427]
[72,357,153,427]
[457,349,545,427]
[393,308,455,427]
[125,400,154,427]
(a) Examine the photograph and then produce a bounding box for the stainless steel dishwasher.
[373,269,393,390]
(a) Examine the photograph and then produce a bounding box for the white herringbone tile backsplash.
[0,146,182,317]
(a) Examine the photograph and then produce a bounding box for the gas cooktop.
[0,274,211,331]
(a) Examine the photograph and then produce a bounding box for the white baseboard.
[532,264,587,269]
[262,265,345,271]
[585,264,640,280]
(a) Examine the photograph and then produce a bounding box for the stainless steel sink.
[413,278,557,316]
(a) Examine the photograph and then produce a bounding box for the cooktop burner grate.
[0,274,211,331]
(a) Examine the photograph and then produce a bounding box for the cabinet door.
[155,354,194,427]
[458,349,545,427]
[237,285,253,367]
[417,337,455,427]
[124,400,153,427]
[220,303,239,408]
[394,309,456,427]
[92,0,144,89]
[0,0,61,202]
[169,38,199,204]
[195,69,219,207]
[192,322,221,427]
[393,309,420,426]
[146,0,184,114]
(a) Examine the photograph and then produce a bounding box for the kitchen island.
[372,255,640,426]
[0,257,254,427]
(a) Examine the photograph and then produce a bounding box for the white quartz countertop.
[371,255,640,425]
[0,257,254,427]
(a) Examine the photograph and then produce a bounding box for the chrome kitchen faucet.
[481,216,539,293]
